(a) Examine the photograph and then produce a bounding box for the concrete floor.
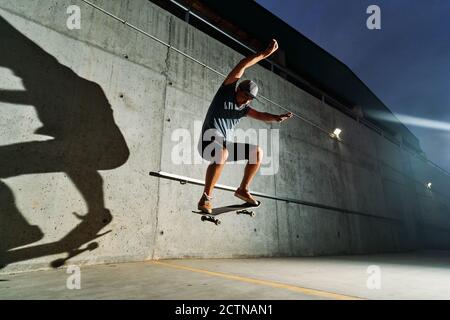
[1,251,449,300]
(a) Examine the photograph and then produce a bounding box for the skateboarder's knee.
[222,148,229,163]
[253,146,263,163]
[248,145,263,165]
[214,147,228,164]
[257,146,263,162]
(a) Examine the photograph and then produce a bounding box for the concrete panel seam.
[151,14,174,260]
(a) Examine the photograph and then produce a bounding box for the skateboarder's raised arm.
[222,39,279,86]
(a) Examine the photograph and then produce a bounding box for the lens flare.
[374,112,450,131]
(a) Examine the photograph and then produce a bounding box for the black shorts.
[199,139,257,163]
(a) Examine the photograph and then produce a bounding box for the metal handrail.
[149,171,402,222]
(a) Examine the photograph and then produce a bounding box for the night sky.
[255,0,450,172]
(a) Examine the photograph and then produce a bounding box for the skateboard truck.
[236,209,255,217]
[201,215,221,225]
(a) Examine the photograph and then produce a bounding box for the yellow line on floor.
[151,260,364,300]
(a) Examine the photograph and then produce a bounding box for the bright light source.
[330,128,342,140]
[426,182,432,190]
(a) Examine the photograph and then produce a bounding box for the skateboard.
[193,201,261,225]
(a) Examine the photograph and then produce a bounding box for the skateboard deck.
[193,201,261,225]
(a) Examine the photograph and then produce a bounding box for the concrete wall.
[0,0,449,273]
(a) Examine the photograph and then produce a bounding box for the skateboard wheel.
[250,212,255,217]
[216,220,221,225]
[201,216,206,222]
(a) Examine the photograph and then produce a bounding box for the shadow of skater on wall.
[0,16,130,269]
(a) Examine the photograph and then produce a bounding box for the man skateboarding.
[198,39,293,214]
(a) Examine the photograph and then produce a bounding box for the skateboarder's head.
[236,80,258,106]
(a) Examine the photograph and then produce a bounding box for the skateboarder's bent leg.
[235,145,263,205]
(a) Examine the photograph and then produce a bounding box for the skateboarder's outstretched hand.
[275,112,294,123]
